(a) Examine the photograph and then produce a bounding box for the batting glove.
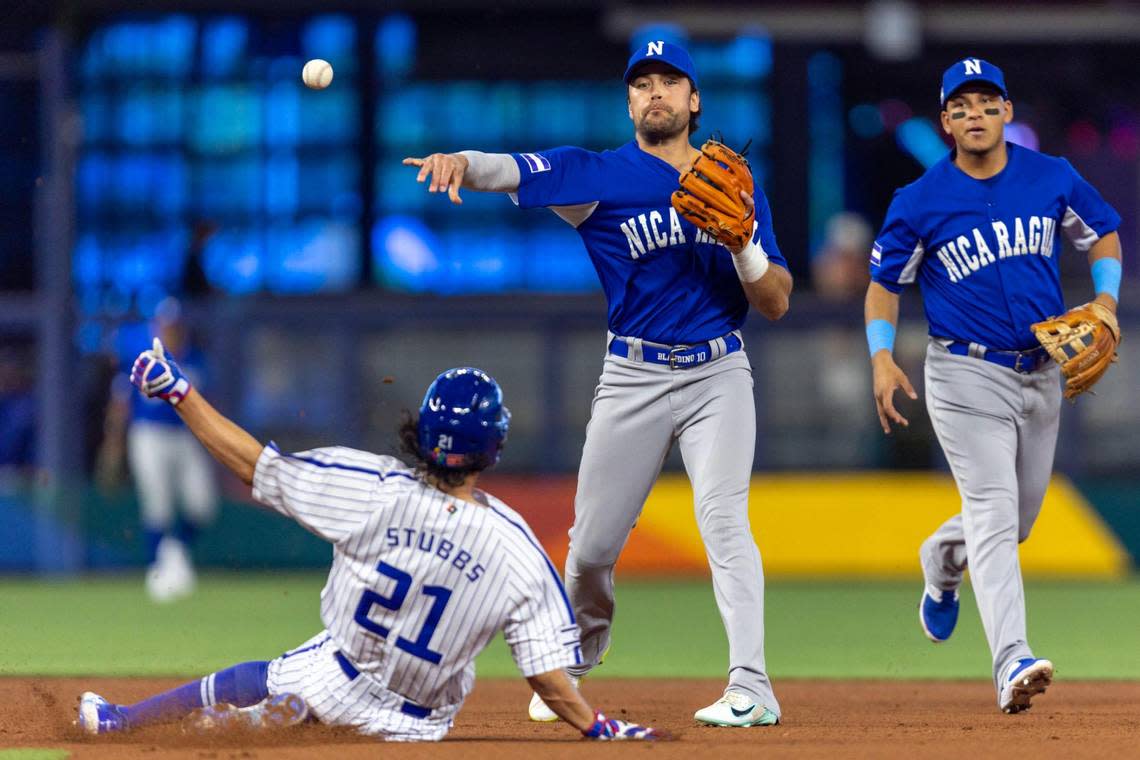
[130,338,192,406]
[582,709,658,741]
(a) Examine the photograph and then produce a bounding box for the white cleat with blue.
[999,657,1054,714]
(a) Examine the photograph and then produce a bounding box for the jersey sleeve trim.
[1061,206,1104,252]
[488,506,576,627]
[897,240,926,285]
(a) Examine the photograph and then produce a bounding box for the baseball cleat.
[182,693,310,733]
[693,691,779,727]
[919,585,960,643]
[77,691,128,735]
[528,676,578,722]
[999,658,1053,714]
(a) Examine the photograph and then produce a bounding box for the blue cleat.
[919,586,959,642]
[999,658,1054,714]
[77,691,128,735]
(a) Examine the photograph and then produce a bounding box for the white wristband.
[732,239,770,283]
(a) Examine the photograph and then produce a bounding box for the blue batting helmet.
[417,367,511,469]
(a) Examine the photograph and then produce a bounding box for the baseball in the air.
[302,59,334,90]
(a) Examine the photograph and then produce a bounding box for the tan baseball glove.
[1031,301,1121,399]
[671,139,754,251]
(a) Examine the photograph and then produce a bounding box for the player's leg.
[127,422,176,559]
[564,357,675,675]
[127,422,186,601]
[920,514,967,593]
[175,428,219,532]
[164,429,220,592]
[78,661,274,733]
[925,346,1034,695]
[1013,366,1062,544]
[676,353,780,724]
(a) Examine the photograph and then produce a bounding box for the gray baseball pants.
[564,339,780,715]
[920,340,1061,697]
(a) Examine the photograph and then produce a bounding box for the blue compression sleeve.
[1091,257,1121,300]
[866,319,896,357]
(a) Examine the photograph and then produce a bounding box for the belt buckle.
[1013,353,1025,373]
[668,346,683,369]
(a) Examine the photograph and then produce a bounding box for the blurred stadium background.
[1,0,1138,681]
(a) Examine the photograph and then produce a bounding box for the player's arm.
[526,670,658,740]
[173,391,263,485]
[1087,231,1122,314]
[865,282,918,434]
[402,150,520,204]
[94,377,130,490]
[731,192,792,320]
[526,670,594,729]
[129,338,263,484]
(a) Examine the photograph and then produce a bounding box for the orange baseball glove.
[671,139,754,251]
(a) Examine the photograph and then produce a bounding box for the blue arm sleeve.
[870,190,923,294]
[511,146,607,209]
[1061,159,1122,251]
[752,190,789,269]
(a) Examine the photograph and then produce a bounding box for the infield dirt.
[3,677,1138,759]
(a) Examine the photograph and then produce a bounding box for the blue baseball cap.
[623,40,699,90]
[940,58,1007,107]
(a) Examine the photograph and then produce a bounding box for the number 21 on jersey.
[353,561,453,665]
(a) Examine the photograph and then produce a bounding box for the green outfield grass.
[1,575,1137,680]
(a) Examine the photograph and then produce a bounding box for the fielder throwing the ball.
[865,58,1122,714]
[406,41,793,727]
[78,342,658,742]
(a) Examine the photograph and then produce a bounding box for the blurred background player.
[96,298,217,602]
[865,58,1123,714]
[79,348,658,742]
[404,40,793,727]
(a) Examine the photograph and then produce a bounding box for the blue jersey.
[871,143,1120,350]
[511,141,788,345]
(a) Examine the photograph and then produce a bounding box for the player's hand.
[402,153,469,204]
[130,338,192,406]
[582,709,659,741]
[871,351,918,434]
[727,191,755,255]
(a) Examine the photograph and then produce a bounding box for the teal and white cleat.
[694,691,779,727]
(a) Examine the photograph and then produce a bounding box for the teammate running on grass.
[405,39,792,729]
[77,341,658,742]
[865,58,1123,714]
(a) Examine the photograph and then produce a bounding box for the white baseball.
[302,59,334,90]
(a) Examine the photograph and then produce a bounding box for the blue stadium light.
[629,22,690,52]
[729,29,772,79]
[202,17,248,79]
[848,103,885,139]
[304,15,357,73]
[377,13,416,80]
[372,215,442,291]
[895,117,947,168]
[1005,121,1040,151]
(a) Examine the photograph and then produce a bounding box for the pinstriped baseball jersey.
[251,443,580,710]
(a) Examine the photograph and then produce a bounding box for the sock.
[143,529,165,566]
[174,517,198,547]
[122,661,269,728]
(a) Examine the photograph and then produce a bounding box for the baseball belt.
[334,649,432,719]
[608,331,743,369]
[942,340,1051,374]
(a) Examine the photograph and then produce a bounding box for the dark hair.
[397,410,490,488]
